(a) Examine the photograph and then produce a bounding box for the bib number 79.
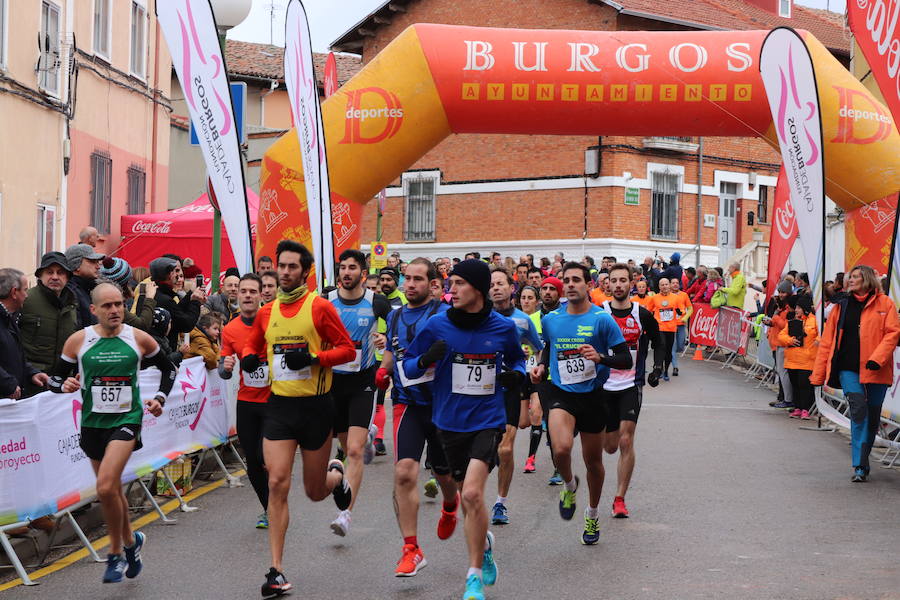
[467,365,483,382]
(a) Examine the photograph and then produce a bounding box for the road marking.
[0,469,246,591]
[643,403,770,411]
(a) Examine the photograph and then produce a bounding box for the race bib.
[526,354,538,371]
[659,308,674,322]
[451,353,496,395]
[335,341,363,373]
[90,376,133,414]
[243,361,269,388]
[557,350,596,385]
[271,343,311,381]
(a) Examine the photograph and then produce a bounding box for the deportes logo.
[340,87,404,144]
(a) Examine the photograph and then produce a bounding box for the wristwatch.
[153,393,167,407]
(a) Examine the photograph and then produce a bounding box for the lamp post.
[208,0,251,291]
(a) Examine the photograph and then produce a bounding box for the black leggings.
[660,331,675,372]
[236,401,268,510]
[787,369,814,411]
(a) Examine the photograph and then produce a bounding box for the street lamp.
[207,0,251,289]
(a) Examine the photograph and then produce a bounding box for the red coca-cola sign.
[131,220,173,234]
[689,303,719,347]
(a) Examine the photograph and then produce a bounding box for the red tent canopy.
[118,189,259,275]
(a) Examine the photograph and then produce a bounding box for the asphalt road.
[7,359,900,599]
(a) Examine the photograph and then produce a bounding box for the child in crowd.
[778,295,818,420]
[185,313,223,370]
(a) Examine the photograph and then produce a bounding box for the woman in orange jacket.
[810,265,900,482]
[777,295,818,420]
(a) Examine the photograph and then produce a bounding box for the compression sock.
[528,425,543,457]
[373,404,386,439]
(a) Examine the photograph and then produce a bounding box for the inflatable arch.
[256,24,900,264]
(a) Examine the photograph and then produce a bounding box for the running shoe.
[548,470,563,486]
[612,496,629,518]
[261,567,292,599]
[491,502,509,525]
[335,446,346,462]
[662,373,670,382]
[523,455,536,473]
[123,531,145,579]
[437,493,459,540]
[328,459,353,510]
[374,438,387,456]
[582,514,600,545]
[363,423,378,465]
[423,477,439,498]
[256,512,269,529]
[482,531,497,586]
[558,476,579,520]
[789,408,802,418]
[851,468,868,483]
[772,401,794,409]
[672,368,679,376]
[395,543,427,577]
[330,509,351,537]
[800,410,811,420]
[102,553,126,583]
[463,574,485,600]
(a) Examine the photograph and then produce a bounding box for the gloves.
[865,360,881,371]
[647,366,662,388]
[498,370,523,390]
[375,367,391,391]
[284,348,312,370]
[418,340,448,369]
[240,354,261,373]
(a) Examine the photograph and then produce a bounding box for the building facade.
[331,0,849,273]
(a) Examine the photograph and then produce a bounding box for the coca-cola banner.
[849,0,900,126]
[765,166,797,302]
[689,303,719,347]
[716,307,751,355]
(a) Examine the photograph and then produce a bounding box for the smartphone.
[195,275,204,289]
[138,283,146,296]
[788,319,805,339]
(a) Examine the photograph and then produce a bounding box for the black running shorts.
[80,424,143,462]
[545,385,607,434]
[264,393,334,450]
[392,402,449,475]
[604,385,642,433]
[331,367,377,434]
[503,382,522,427]
[437,428,503,482]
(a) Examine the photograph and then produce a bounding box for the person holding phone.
[777,295,818,420]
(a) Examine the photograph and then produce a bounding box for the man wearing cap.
[65,243,105,327]
[150,256,204,349]
[20,252,79,397]
[402,259,526,600]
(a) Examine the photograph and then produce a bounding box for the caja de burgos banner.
[0,358,229,526]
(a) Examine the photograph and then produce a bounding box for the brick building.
[331,0,849,272]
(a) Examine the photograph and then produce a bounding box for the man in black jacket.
[65,243,105,327]
[0,268,49,399]
[149,257,205,348]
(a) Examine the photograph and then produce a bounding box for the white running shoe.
[330,509,351,537]
[363,423,378,465]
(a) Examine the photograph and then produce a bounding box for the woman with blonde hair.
[811,264,900,481]
[697,268,723,304]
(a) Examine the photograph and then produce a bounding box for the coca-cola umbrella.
[118,188,259,276]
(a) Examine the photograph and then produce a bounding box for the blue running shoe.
[772,401,794,409]
[482,531,498,586]
[103,554,126,583]
[851,468,868,482]
[548,470,563,486]
[491,502,509,525]
[581,514,600,545]
[123,531,144,579]
[256,512,269,529]
[559,476,579,521]
[463,574,485,600]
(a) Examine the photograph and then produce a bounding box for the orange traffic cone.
[692,346,704,360]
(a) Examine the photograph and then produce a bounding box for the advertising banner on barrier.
[156,1,253,274]
[716,307,750,355]
[689,303,719,347]
[0,358,228,526]
[756,329,775,369]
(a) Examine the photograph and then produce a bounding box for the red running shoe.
[437,493,459,540]
[612,496,629,519]
[395,544,427,577]
[523,455,536,473]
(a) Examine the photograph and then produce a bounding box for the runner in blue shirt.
[487,268,542,526]
[375,258,459,577]
[403,259,525,600]
[530,262,631,546]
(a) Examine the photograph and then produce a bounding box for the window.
[0,0,8,70]
[93,0,111,59]
[779,0,791,18]
[90,152,112,234]
[130,2,146,77]
[757,185,769,224]
[650,171,679,240]
[36,205,56,267]
[127,166,146,214]
[404,174,437,242]
[38,1,61,95]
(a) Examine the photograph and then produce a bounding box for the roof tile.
[223,39,363,83]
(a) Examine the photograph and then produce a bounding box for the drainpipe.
[60,0,74,250]
[695,137,703,267]
[149,10,161,211]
